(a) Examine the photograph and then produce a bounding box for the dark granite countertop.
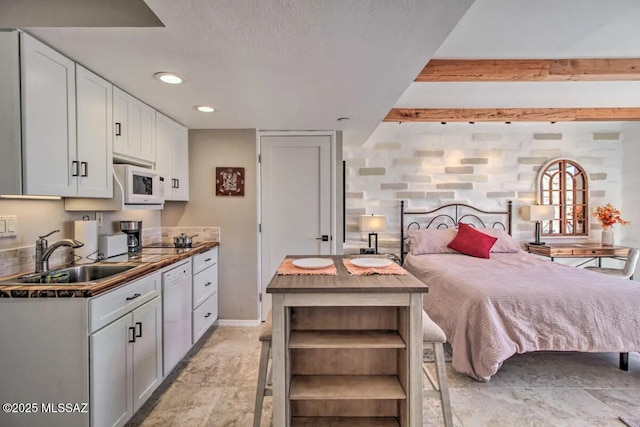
[0,242,219,299]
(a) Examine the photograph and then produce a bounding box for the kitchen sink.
[0,263,139,285]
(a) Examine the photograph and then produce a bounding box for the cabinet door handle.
[204,312,212,318]
[115,122,122,136]
[204,282,212,287]
[80,162,88,177]
[204,258,212,262]
[71,161,79,177]
[176,178,180,188]
[135,321,142,338]
[126,293,141,301]
[128,326,136,343]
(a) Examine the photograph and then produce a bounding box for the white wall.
[345,121,629,254]
[622,123,640,248]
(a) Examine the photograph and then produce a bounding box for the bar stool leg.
[434,342,453,427]
[253,340,271,427]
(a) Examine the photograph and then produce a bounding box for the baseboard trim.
[216,319,261,327]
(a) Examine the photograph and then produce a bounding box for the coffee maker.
[119,221,142,253]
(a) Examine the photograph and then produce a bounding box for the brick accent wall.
[345,122,626,248]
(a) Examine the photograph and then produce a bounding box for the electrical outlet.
[96,212,104,227]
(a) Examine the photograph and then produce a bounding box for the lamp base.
[528,241,546,246]
[368,232,379,254]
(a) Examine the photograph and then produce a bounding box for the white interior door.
[260,134,333,319]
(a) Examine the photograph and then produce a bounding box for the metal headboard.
[400,201,513,264]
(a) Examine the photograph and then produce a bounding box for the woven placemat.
[342,258,407,275]
[277,258,337,275]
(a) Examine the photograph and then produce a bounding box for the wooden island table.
[266,255,430,427]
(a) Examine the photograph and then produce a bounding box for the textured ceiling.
[24,0,474,146]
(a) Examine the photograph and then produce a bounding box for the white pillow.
[407,228,458,255]
[480,228,521,253]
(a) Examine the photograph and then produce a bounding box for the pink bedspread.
[404,251,640,381]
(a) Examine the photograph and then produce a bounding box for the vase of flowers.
[593,203,629,246]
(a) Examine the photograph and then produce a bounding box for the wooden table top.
[266,255,429,294]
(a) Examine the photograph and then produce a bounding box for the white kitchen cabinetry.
[156,112,189,201]
[161,259,193,376]
[20,33,112,198]
[76,64,113,198]
[113,87,156,166]
[20,32,77,197]
[90,272,163,427]
[192,247,219,343]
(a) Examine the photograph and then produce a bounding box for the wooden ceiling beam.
[417,59,640,82]
[384,108,640,123]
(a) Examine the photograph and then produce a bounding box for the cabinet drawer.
[549,248,574,256]
[572,249,613,256]
[89,271,160,333]
[192,291,218,344]
[193,263,218,309]
[192,247,217,275]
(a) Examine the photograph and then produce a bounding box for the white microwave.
[113,164,164,205]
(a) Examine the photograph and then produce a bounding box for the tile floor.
[126,326,640,427]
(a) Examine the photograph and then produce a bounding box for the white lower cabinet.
[90,273,162,427]
[192,247,219,344]
[0,248,219,427]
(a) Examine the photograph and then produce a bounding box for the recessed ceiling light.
[154,72,186,85]
[195,105,215,113]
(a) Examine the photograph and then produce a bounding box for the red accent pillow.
[447,223,498,259]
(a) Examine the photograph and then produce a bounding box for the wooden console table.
[525,243,630,266]
[266,255,429,427]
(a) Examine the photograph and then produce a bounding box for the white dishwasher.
[162,259,193,377]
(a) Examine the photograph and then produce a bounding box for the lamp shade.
[526,205,555,222]
[359,214,387,232]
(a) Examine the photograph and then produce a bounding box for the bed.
[399,201,640,382]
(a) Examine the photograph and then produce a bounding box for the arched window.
[537,159,588,237]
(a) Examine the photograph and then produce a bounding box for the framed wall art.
[215,167,245,196]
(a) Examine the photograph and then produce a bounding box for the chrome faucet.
[35,230,84,273]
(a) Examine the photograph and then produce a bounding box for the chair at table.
[423,310,453,427]
[253,311,272,427]
[585,247,639,280]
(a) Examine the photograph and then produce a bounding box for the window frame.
[536,158,589,237]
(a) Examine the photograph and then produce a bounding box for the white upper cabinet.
[76,64,113,198]
[113,87,156,167]
[19,33,113,198]
[20,32,77,197]
[156,112,189,201]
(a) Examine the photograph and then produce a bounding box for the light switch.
[0,215,17,237]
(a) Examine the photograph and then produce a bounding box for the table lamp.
[526,204,554,246]
[359,214,387,254]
